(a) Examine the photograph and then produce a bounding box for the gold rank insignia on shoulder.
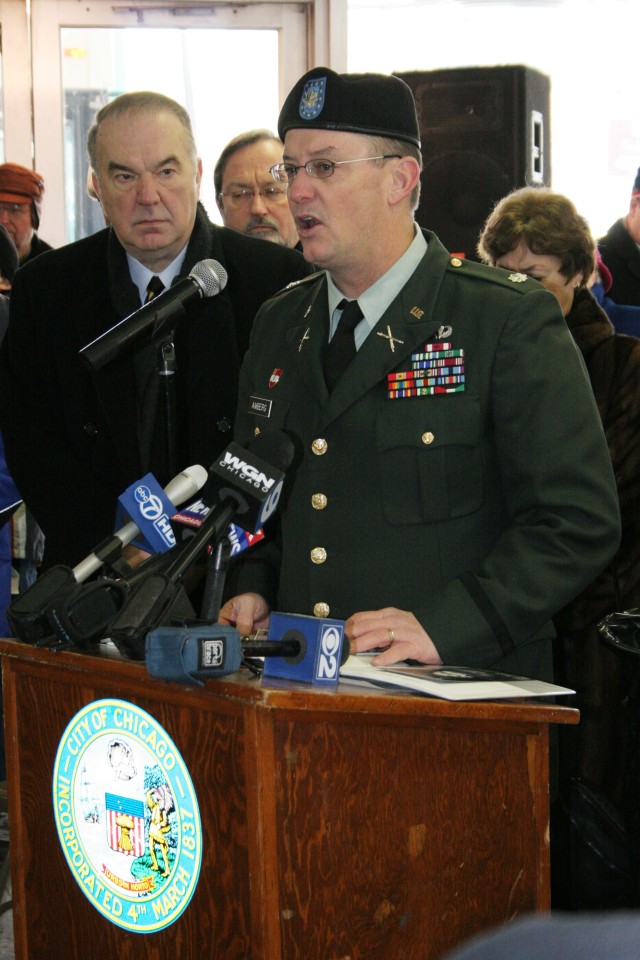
[508,272,528,283]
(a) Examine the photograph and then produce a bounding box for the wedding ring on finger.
[387,628,395,643]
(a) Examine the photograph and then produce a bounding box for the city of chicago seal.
[52,698,202,933]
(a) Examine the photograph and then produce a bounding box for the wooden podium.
[0,637,577,960]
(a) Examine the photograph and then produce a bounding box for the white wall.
[347,0,640,238]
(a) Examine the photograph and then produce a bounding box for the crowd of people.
[0,68,639,923]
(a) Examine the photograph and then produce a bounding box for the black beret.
[278,66,421,149]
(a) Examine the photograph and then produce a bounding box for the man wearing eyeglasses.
[215,130,299,249]
[220,67,620,683]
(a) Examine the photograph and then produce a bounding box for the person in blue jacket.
[0,347,22,780]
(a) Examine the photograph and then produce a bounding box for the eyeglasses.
[219,186,288,207]
[0,201,30,216]
[269,155,401,183]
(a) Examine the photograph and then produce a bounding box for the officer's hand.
[218,593,271,637]
[346,607,443,666]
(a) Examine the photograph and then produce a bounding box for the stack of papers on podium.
[339,656,574,701]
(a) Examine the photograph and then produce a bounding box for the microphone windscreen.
[190,259,228,296]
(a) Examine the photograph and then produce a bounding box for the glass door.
[31,1,308,246]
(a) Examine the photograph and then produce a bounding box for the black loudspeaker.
[397,65,551,260]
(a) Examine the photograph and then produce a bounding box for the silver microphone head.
[190,259,229,297]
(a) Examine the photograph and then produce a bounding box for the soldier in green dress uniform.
[220,67,620,682]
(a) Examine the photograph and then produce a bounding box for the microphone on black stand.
[78,259,228,370]
[108,431,295,659]
[197,429,295,621]
[7,464,208,647]
[145,617,349,687]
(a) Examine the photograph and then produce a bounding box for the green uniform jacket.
[231,232,621,680]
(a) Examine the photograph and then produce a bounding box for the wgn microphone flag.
[199,429,295,534]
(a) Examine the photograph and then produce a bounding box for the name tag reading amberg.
[249,395,272,418]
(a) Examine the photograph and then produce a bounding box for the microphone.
[145,615,349,686]
[108,431,294,660]
[170,498,268,623]
[199,429,295,535]
[73,464,208,582]
[7,464,208,646]
[79,259,229,370]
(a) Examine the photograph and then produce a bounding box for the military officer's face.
[284,129,397,293]
[496,241,581,317]
[92,108,202,272]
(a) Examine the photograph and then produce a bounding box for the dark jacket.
[553,288,640,807]
[231,233,621,681]
[598,218,640,306]
[22,232,53,267]
[555,287,640,633]
[0,204,311,567]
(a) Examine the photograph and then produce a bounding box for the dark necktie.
[144,275,165,304]
[323,298,363,391]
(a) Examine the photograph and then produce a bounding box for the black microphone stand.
[157,333,178,479]
[199,536,232,622]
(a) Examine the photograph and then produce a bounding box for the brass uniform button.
[312,493,328,510]
[422,431,435,445]
[450,257,463,268]
[314,602,330,618]
[312,438,328,455]
[310,547,327,564]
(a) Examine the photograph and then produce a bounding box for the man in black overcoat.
[0,91,311,568]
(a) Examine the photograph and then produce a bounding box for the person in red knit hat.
[0,161,51,267]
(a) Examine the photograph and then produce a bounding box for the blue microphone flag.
[114,473,178,554]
